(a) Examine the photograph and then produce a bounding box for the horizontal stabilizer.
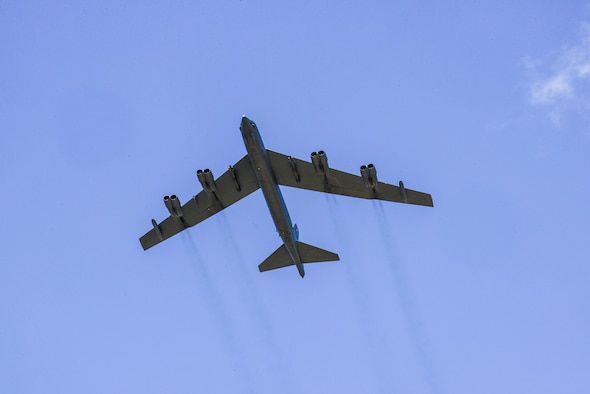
[258,242,339,272]
[297,241,339,263]
[259,244,293,272]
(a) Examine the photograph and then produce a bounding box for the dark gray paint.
[140,115,433,277]
[240,116,308,277]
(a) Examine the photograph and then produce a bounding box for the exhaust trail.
[180,232,256,394]
[214,213,297,394]
[373,200,442,394]
[324,194,400,393]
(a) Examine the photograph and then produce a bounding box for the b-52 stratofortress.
[140,116,433,277]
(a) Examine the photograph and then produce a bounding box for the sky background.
[1,1,589,393]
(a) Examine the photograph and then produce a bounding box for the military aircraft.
[140,116,433,277]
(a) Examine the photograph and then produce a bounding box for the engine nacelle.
[164,195,173,213]
[197,168,216,192]
[164,195,183,217]
[360,164,378,189]
[170,195,183,217]
[311,150,329,176]
[311,152,322,175]
[196,169,207,189]
[360,165,370,187]
[367,164,378,187]
[204,169,216,192]
[318,151,330,176]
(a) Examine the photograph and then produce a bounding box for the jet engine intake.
[164,195,183,217]
[170,195,183,217]
[360,164,378,189]
[360,165,370,187]
[204,169,216,192]
[311,151,329,176]
[164,195,173,214]
[367,164,378,187]
[197,170,207,189]
[311,152,322,175]
[197,168,216,192]
[318,151,330,176]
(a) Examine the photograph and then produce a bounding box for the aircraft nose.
[240,115,249,132]
[240,115,255,133]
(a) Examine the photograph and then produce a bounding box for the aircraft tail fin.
[258,242,339,273]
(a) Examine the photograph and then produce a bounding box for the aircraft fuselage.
[240,116,305,277]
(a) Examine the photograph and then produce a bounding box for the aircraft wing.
[139,155,260,250]
[267,150,433,207]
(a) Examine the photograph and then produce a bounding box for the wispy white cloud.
[527,23,590,106]
[530,73,573,104]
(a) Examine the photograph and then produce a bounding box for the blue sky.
[1,1,589,393]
